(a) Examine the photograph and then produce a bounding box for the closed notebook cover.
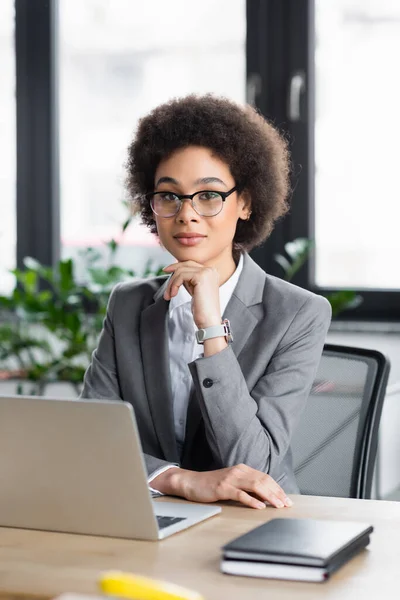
[222,518,373,567]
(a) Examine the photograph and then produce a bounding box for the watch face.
[196,329,206,343]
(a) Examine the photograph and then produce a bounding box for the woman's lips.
[174,235,206,246]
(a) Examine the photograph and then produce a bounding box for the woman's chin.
[169,246,208,263]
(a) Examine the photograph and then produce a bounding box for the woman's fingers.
[221,483,284,510]
[163,264,218,301]
[252,479,289,507]
[225,465,292,509]
[231,487,266,510]
[162,261,203,295]
[164,267,199,299]
[236,464,292,507]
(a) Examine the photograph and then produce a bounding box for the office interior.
[0,0,399,507]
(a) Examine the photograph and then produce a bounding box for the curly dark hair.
[126,94,291,253]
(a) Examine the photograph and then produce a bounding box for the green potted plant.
[0,212,163,395]
[274,238,363,318]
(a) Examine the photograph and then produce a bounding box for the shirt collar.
[168,254,244,317]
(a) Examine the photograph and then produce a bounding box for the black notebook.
[221,518,373,582]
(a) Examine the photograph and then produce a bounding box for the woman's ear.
[238,190,252,221]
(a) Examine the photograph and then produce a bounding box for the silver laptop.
[0,395,220,540]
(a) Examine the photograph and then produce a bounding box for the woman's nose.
[176,198,200,222]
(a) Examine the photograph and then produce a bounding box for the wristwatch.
[195,318,233,345]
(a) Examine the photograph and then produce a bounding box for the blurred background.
[1,0,399,300]
[0,0,399,499]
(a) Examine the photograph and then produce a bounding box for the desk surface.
[0,494,399,600]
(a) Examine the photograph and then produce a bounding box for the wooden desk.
[0,494,399,600]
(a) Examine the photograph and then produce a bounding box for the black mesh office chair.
[291,344,390,499]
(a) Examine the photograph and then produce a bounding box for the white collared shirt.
[148,254,243,489]
[168,254,243,446]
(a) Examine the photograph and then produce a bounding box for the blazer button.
[203,378,214,388]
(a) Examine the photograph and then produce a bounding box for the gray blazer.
[81,253,331,493]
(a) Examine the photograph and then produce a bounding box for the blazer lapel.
[140,281,179,464]
[224,253,267,358]
[183,253,266,461]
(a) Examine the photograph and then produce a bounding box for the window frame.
[247,0,400,322]
[15,0,60,269]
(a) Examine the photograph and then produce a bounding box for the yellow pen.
[98,571,204,600]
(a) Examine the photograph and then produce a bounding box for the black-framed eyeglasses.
[147,186,238,218]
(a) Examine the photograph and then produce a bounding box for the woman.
[81,95,331,510]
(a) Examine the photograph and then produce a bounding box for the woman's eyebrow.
[155,176,179,187]
[155,176,227,187]
[194,177,227,186]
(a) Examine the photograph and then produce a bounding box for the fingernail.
[276,500,284,508]
[284,497,293,507]
[256,501,266,509]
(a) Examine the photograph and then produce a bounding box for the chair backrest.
[291,344,390,499]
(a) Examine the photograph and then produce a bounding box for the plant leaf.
[106,239,118,254]
[274,254,291,276]
[284,238,314,260]
[58,259,74,294]
[324,291,363,318]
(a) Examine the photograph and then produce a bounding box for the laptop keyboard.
[156,515,186,529]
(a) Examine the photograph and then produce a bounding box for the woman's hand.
[150,464,293,510]
[163,261,221,329]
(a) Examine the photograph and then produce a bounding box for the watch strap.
[195,319,233,344]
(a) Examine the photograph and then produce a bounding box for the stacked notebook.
[221,518,373,582]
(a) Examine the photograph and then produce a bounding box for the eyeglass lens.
[151,191,223,217]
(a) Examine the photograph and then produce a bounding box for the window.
[59,0,246,276]
[314,0,400,290]
[247,0,400,319]
[0,1,16,294]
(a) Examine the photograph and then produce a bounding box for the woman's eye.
[160,193,178,202]
[199,191,220,201]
